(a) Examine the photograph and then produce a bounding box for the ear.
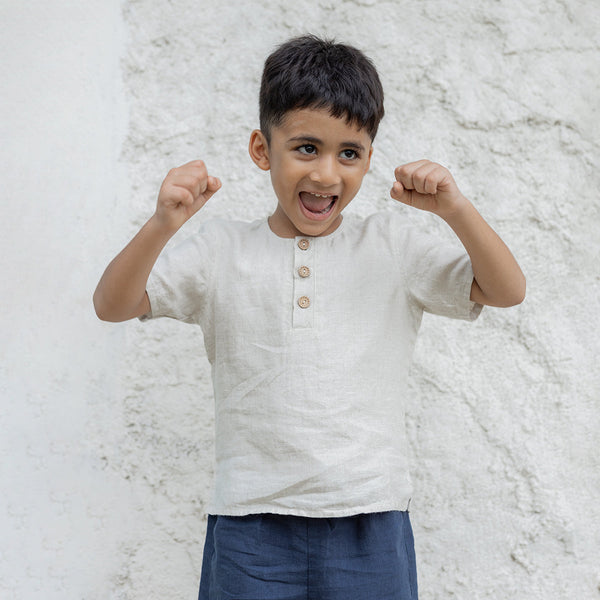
[248,129,271,171]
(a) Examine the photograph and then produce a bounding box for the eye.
[340,149,359,160]
[297,144,317,155]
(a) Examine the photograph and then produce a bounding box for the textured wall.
[2,0,599,598]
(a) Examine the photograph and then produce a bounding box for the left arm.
[391,160,526,307]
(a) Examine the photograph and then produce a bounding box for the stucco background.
[1,0,599,598]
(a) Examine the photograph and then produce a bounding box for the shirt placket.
[292,236,315,329]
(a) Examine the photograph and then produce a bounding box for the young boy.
[94,35,525,600]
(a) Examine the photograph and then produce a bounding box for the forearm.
[93,215,173,321]
[444,198,526,307]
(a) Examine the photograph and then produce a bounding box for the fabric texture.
[142,211,482,517]
[198,511,418,600]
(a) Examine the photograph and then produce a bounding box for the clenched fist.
[155,160,221,233]
[390,160,467,220]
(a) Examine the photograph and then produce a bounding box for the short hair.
[259,34,385,143]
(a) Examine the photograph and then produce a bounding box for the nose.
[309,155,341,186]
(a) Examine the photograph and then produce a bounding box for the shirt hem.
[206,497,413,518]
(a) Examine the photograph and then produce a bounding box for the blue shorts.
[198,511,418,600]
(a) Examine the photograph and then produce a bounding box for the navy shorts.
[198,511,418,600]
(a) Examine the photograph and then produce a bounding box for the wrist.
[439,194,474,225]
[148,212,181,241]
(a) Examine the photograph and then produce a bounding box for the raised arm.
[93,160,221,321]
[391,160,525,307]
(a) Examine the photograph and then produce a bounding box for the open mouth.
[299,191,338,218]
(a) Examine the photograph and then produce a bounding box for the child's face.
[249,107,373,238]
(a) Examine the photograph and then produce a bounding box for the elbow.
[480,274,526,308]
[504,274,526,307]
[94,309,112,322]
[93,290,117,322]
[504,293,525,308]
[92,287,146,322]
[515,273,527,305]
[93,292,109,321]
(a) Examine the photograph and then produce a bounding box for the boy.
[94,35,525,600]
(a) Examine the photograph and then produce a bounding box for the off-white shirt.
[142,211,482,517]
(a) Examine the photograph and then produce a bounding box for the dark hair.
[259,35,384,143]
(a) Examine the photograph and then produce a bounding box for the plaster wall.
[1,1,599,598]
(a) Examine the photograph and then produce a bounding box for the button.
[298,238,310,250]
[298,296,310,309]
[298,266,310,278]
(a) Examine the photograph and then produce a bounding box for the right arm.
[93,160,221,322]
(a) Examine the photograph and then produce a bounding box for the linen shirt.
[142,211,482,517]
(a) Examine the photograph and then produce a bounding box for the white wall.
[1,1,132,597]
[1,1,599,598]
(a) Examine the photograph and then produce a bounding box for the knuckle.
[193,160,207,174]
[173,187,189,203]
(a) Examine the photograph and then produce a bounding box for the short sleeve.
[138,224,214,324]
[396,223,483,321]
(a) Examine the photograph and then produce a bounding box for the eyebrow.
[288,135,366,152]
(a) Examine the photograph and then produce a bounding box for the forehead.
[274,107,372,145]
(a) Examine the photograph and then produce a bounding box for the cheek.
[270,169,298,200]
[349,171,366,190]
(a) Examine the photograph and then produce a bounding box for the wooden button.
[298,266,311,278]
[298,238,310,250]
[298,296,310,309]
